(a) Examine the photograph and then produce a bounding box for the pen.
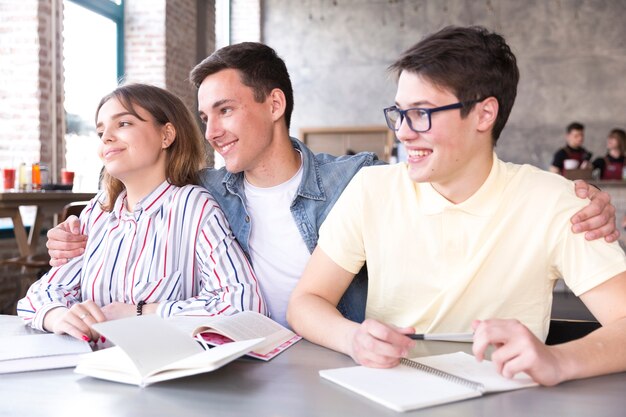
[408,332,474,342]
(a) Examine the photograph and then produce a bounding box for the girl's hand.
[44,300,106,342]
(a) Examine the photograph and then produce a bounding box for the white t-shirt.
[244,156,310,328]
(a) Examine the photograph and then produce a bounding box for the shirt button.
[245,216,250,223]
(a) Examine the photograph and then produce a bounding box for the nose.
[204,115,225,143]
[99,127,114,143]
[395,115,419,144]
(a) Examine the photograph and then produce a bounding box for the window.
[63,0,124,191]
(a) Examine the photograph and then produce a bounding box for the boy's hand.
[46,215,87,266]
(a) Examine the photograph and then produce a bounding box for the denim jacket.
[198,138,381,322]
[198,138,379,255]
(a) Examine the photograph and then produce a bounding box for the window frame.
[67,0,124,79]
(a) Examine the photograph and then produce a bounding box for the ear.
[475,97,499,134]
[161,123,176,149]
[268,88,287,123]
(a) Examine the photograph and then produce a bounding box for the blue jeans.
[337,265,368,323]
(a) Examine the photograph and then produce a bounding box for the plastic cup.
[32,163,41,190]
[3,168,16,190]
[61,169,75,185]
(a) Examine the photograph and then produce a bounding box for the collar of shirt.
[417,153,506,217]
[111,181,175,221]
[222,137,327,202]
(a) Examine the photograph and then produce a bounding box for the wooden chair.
[60,201,89,222]
[0,201,89,273]
[545,319,601,345]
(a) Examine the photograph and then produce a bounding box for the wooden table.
[0,191,95,257]
[0,314,625,417]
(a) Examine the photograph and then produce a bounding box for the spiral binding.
[400,358,485,393]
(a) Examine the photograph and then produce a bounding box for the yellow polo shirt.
[318,156,626,339]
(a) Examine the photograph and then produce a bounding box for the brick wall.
[38,0,64,176]
[165,0,198,114]
[0,0,63,313]
[126,0,215,166]
[0,0,63,172]
[125,0,208,110]
[124,0,167,87]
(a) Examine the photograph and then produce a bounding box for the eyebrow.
[212,99,236,109]
[395,100,436,108]
[96,111,135,129]
[198,99,237,118]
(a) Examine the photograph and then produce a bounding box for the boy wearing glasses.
[288,26,626,385]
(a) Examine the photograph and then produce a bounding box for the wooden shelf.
[300,126,395,162]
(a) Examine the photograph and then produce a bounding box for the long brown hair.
[95,84,206,211]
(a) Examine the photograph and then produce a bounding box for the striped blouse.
[18,181,266,331]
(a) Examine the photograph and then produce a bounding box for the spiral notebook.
[319,352,538,412]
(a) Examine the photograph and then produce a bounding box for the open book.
[75,315,264,387]
[0,333,92,374]
[320,352,538,412]
[168,311,301,361]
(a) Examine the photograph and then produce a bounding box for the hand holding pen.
[408,332,474,342]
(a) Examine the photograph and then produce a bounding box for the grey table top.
[1,315,624,417]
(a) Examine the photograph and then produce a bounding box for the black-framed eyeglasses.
[383,99,483,133]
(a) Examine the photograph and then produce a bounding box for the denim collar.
[221,138,326,201]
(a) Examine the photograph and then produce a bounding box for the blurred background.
[0,0,624,314]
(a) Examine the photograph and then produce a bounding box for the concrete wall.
[263,0,626,169]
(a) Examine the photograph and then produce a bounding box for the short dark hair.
[190,42,294,129]
[567,122,585,133]
[389,26,519,144]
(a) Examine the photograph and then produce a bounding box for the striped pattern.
[18,182,266,330]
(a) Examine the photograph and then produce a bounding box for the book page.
[92,315,202,377]
[320,352,538,412]
[170,311,299,356]
[320,363,480,412]
[75,338,264,386]
[75,346,141,385]
[415,352,538,392]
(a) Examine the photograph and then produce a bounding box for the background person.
[593,128,626,180]
[550,122,592,175]
[18,84,264,341]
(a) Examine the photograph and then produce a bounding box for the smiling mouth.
[407,149,433,159]
[104,149,123,160]
[215,140,237,155]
